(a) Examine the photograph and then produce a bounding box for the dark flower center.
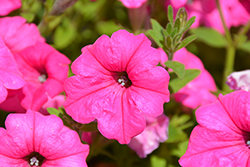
[117,72,132,88]
[38,73,47,83]
[243,133,250,148]
[26,152,45,166]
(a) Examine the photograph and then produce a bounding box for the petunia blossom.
[160,48,217,109]
[0,38,25,104]
[227,70,250,91]
[166,0,250,33]
[128,114,169,158]
[0,109,89,166]
[119,0,147,8]
[0,41,71,112]
[64,30,170,144]
[179,90,250,166]
[0,0,21,16]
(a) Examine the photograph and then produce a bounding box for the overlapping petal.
[0,38,25,103]
[0,0,21,16]
[0,16,44,53]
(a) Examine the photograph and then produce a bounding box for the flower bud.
[50,0,78,15]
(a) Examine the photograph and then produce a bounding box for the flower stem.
[222,46,235,91]
[215,0,233,45]
[215,0,236,91]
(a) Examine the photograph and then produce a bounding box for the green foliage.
[238,41,250,54]
[164,61,185,79]
[151,155,167,167]
[149,6,197,61]
[190,27,227,47]
[169,69,201,93]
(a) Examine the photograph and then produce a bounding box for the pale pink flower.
[0,109,89,166]
[166,0,250,33]
[8,41,70,111]
[227,70,250,91]
[179,90,250,166]
[64,30,170,144]
[0,0,21,16]
[119,0,147,8]
[160,48,217,109]
[128,114,169,158]
[0,38,25,104]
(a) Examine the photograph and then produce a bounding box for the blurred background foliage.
[0,0,250,166]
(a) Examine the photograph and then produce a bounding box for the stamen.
[38,74,47,83]
[247,141,250,147]
[30,157,39,166]
[118,76,128,87]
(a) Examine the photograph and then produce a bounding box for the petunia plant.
[0,0,250,166]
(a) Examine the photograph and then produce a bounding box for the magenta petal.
[0,16,44,53]
[0,81,8,103]
[33,113,89,164]
[218,90,250,132]
[97,88,146,144]
[0,38,25,91]
[0,154,27,167]
[89,30,151,72]
[119,0,147,8]
[0,0,21,16]
[196,96,241,134]
[179,126,248,167]
[0,113,34,159]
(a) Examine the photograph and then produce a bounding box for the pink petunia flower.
[0,0,21,16]
[0,109,89,166]
[227,70,250,91]
[64,30,170,144]
[128,114,169,158]
[166,0,250,33]
[119,0,147,8]
[0,38,25,104]
[179,90,250,166]
[2,41,70,112]
[159,48,217,109]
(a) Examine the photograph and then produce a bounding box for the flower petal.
[179,126,248,167]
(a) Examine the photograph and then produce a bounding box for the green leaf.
[170,27,178,37]
[164,61,185,79]
[177,34,197,50]
[168,5,174,25]
[54,18,76,49]
[47,107,63,117]
[20,12,35,22]
[151,155,167,167]
[182,16,196,32]
[166,23,172,35]
[166,123,187,142]
[148,30,164,48]
[238,41,250,54]
[169,69,201,93]
[190,27,227,47]
[151,19,164,34]
[172,140,189,157]
[174,18,181,32]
